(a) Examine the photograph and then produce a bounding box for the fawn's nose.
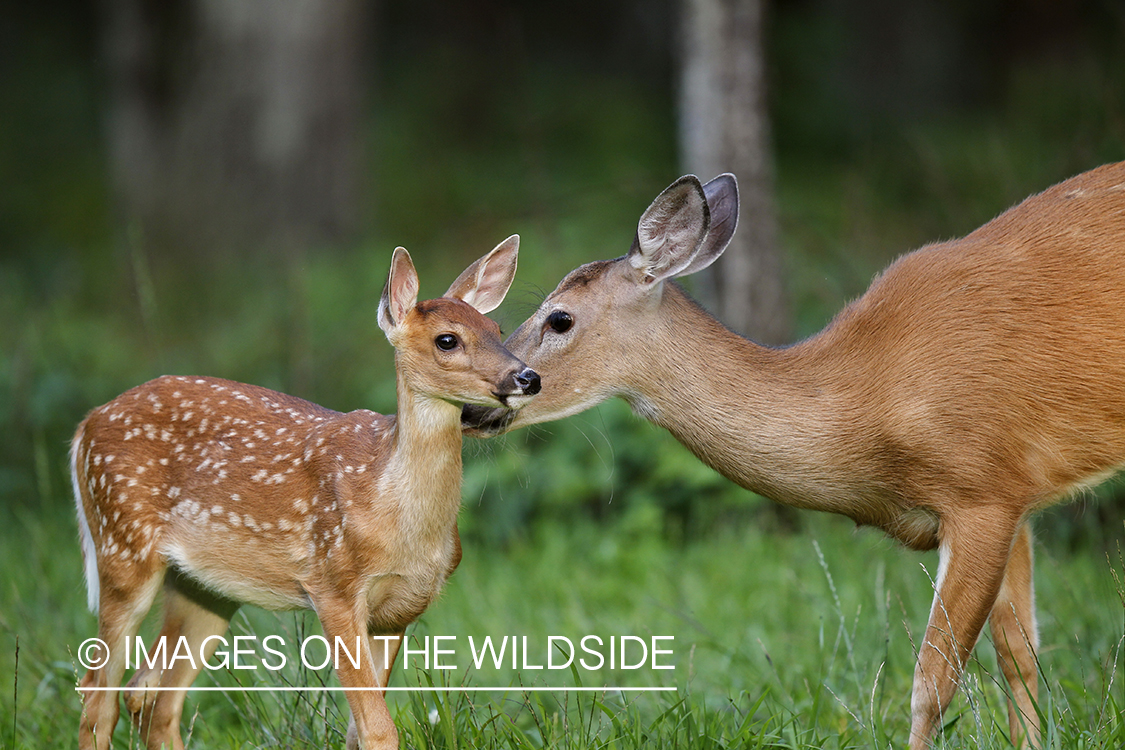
[513,368,541,395]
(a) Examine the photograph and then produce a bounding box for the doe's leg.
[988,521,1040,748]
[909,508,1022,750]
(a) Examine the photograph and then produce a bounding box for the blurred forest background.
[3,0,1125,549]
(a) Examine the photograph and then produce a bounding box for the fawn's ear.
[444,235,519,314]
[627,175,710,285]
[378,247,419,334]
[674,173,738,278]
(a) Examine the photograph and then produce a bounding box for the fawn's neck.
[384,370,465,546]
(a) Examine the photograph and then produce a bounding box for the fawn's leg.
[79,567,164,750]
[315,596,400,750]
[347,630,405,750]
[125,571,239,750]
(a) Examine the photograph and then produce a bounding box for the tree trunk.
[102,0,366,262]
[679,0,789,345]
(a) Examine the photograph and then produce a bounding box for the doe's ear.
[626,175,710,284]
[378,247,419,334]
[674,173,738,278]
[444,234,519,314]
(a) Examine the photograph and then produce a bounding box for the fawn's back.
[74,375,398,612]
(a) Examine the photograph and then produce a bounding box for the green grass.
[3,491,1123,748]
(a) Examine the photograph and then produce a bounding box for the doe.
[463,164,1125,748]
[74,237,539,750]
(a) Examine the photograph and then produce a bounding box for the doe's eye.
[546,310,573,334]
[435,334,458,351]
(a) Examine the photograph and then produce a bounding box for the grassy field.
[3,478,1123,748]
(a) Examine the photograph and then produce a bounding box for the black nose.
[513,367,541,395]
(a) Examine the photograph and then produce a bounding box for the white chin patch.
[500,393,535,410]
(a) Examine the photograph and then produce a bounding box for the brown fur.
[75,239,534,750]
[467,163,1125,748]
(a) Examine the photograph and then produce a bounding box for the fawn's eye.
[546,310,573,334]
[435,334,458,351]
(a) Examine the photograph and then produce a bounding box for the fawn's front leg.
[347,630,405,750]
[315,596,400,750]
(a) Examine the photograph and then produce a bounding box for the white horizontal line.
[76,686,677,693]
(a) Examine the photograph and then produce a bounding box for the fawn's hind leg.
[125,571,239,750]
[79,567,164,750]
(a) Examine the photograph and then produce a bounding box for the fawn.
[463,163,1125,748]
[74,236,539,750]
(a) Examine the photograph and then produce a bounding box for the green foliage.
[461,400,760,546]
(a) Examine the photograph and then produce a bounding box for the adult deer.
[463,164,1125,748]
[74,237,540,750]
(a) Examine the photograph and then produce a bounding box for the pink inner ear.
[394,287,414,323]
[475,262,508,300]
[391,257,419,323]
[630,176,710,282]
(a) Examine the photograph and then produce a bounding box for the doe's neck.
[625,283,866,510]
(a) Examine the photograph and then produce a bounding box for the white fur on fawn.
[463,163,1125,749]
[74,236,540,750]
